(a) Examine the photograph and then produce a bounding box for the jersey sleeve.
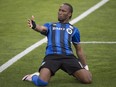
[40,22,51,36]
[72,28,80,44]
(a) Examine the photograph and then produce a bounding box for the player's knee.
[32,75,48,86]
[81,77,92,84]
[79,74,92,84]
[81,70,92,84]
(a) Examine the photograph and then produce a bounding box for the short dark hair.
[63,3,73,19]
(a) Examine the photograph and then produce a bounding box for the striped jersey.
[40,22,80,55]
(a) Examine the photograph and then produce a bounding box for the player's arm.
[73,43,89,70]
[27,16,47,32]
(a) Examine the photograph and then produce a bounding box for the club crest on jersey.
[66,28,72,34]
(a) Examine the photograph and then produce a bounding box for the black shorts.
[39,54,83,76]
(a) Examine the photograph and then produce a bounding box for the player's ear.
[68,12,72,19]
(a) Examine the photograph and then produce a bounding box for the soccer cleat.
[22,74,32,81]
[22,72,40,81]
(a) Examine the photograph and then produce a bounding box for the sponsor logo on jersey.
[53,27,65,30]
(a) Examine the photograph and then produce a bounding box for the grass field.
[0,0,116,87]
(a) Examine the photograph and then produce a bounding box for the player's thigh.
[73,69,92,84]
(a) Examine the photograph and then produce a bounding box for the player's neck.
[59,19,69,23]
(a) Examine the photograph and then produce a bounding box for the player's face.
[58,4,71,23]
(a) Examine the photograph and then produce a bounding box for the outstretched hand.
[27,15,35,28]
[27,16,47,32]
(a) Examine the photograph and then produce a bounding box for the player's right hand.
[27,15,35,28]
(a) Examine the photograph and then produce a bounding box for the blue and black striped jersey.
[41,22,80,55]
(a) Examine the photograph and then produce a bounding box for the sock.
[32,75,48,86]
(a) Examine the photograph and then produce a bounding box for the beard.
[58,18,63,22]
[58,16,66,22]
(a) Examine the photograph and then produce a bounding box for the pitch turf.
[0,0,116,87]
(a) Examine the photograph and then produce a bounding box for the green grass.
[77,0,116,41]
[0,0,116,87]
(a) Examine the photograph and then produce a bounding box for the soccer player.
[22,3,92,86]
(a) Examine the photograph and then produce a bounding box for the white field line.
[0,0,109,73]
[44,41,116,44]
[0,37,47,73]
[70,0,109,24]
[80,41,116,44]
